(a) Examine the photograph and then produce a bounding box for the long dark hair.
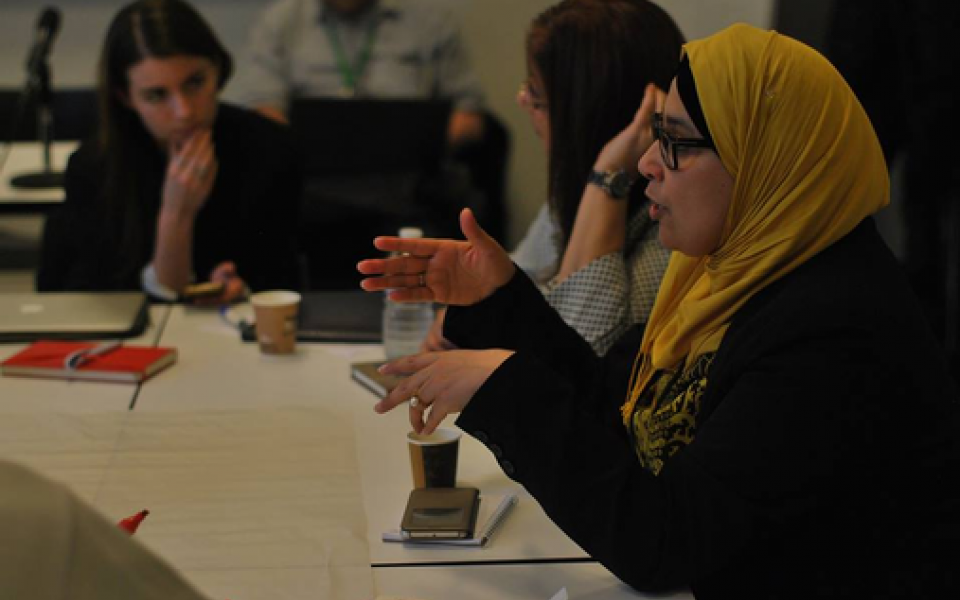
[527,0,684,244]
[95,0,233,277]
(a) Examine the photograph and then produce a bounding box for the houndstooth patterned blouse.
[510,202,670,356]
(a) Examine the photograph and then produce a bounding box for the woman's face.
[517,70,550,152]
[638,79,734,257]
[121,55,220,151]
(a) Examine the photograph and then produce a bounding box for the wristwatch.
[588,169,636,199]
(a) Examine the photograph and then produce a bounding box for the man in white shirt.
[233,0,486,147]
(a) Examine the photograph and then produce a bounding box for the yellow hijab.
[622,23,890,422]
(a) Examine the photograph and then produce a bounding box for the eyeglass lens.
[652,112,676,169]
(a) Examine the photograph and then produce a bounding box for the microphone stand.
[10,60,65,189]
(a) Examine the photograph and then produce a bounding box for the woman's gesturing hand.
[375,348,514,435]
[357,208,516,307]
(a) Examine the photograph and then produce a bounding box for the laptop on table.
[0,292,149,343]
[241,290,383,344]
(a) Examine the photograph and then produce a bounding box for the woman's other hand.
[357,208,516,306]
[191,261,248,306]
[161,129,218,218]
[375,349,514,435]
[593,83,663,174]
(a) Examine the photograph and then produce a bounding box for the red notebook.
[1,341,177,384]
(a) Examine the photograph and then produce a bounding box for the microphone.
[25,7,62,77]
[10,6,65,189]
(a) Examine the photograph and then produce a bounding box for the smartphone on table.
[400,487,480,540]
[182,281,225,300]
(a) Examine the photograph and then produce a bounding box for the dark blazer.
[446,218,960,599]
[37,103,302,294]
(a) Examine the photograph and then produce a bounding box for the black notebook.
[241,290,383,344]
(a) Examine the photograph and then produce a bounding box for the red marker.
[118,509,150,534]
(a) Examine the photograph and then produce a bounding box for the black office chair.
[450,109,511,244]
[290,99,487,290]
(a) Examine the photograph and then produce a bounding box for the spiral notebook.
[381,493,519,547]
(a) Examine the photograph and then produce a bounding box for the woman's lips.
[649,200,666,220]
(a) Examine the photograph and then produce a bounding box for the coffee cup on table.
[250,290,301,355]
[408,428,461,488]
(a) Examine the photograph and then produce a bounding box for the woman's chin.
[657,229,680,253]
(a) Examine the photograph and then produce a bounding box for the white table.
[139,305,592,564]
[122,305,386,600]
[374,562,694,600]
[132,303,378,413]
[93,406,377,600]
[136,306,698,599]
[4,302,694,600]
[0,141,76,212]
[0,304,169,502]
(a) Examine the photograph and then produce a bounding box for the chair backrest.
[288,98,451,176]
[288,98,453,291]
[450,109,511,243]
[0,88,98,142]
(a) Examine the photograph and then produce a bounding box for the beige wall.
[456,0,555,244]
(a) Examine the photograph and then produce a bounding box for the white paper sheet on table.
[0,412,129,502]
[93,406,375,600]
[549,587,569,600]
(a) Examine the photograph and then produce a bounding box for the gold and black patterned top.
[626,353,715,475]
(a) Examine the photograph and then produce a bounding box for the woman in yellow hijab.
[359,23,960,599]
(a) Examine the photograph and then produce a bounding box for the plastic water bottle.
[383,227,435,360]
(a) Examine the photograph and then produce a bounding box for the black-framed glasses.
[518,80,548,112]
[652,112,714,170]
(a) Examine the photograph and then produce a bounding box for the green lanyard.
[323,18,379,97]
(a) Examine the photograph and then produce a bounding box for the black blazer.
[37,103,302,294]
[446,218,960,599]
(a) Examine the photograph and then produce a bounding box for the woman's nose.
[638,143,661,181]
[170,93,194,118]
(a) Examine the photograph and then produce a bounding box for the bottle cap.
[398,227,424,239]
